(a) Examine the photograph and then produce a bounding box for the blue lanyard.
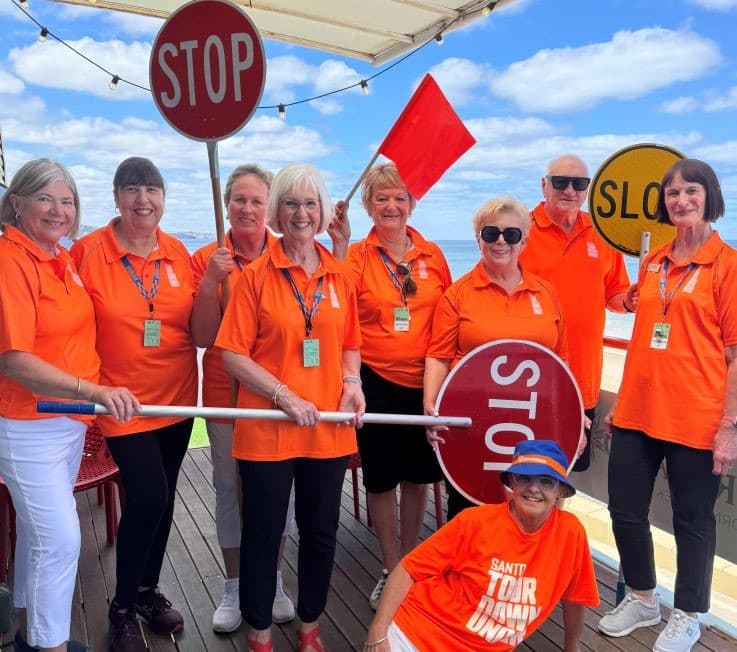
[121,256,160,314]
[280,268,324,337]
[659,258,696,317]
[378,248,411,305]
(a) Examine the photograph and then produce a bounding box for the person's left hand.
[713,419,737,475]
[576,429,588,458]
[338,381,365,427]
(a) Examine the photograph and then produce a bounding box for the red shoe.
[298,626,329,652]
[246,633,273,652]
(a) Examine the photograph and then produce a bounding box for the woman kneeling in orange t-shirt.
[365,439,599,652]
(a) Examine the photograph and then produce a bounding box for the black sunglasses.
[395,262,417,296]
[546,175,590,192]
[480,226,523,245]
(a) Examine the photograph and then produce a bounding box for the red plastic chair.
[0,425,123,583]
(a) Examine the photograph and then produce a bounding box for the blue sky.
[1,0,736,242]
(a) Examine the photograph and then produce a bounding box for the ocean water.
[174,232,638,340]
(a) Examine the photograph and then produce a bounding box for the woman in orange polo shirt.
[424,196,568,520]
[215,163,364,652]
[598,159,737,652]
[0,159,138,652]
[345,163,452,612]
[71,157,197,652]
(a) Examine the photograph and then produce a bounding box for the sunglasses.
[510,474,560,492]
[396,262,417,296]
[546,175,590,192]
[480,226,523,245]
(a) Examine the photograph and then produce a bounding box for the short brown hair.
[113,157,165,197]
[656,159,724,224]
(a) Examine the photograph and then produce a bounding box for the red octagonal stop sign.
[436,340,583,505]
[149,0,266,141]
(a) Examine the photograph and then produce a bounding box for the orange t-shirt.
[614,232,737,450]
[396,502,599,651]
[427,261,568,367]
[345,226,451,388]
[215,240,362,461]
[192,229,279,417]
[0,226,99,422]
[71,219,197,436]
[520,203,630,408]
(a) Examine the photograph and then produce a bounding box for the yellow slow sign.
[589,143,682,257]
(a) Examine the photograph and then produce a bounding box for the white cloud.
[490,27,721,112]
[9,38,152,100]
[426,58,493,105]
[0,69,25,94]
[310,99,343,115]
[103,12,163,37]
[687,0,737,9]
[263,55,315,103]
[313,60,362,94]
[662,86,737,113]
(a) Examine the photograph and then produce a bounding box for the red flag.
[378,74,476,200]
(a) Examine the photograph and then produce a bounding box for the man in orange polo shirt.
[520,154,631,470]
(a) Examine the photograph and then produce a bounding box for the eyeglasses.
[395,262,417,296]
[546,175,590,192]
[280,199,321,213]
[479,226,523,245]
[510,474,560,491]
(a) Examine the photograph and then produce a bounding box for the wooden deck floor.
[2,447,736,651]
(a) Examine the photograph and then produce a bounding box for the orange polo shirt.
[614,232,737,450]
[427,261,568,367]
[519,203,630,408]
[192,229,279,416]
[215,240,361,461]
[345,226,451,387]
[71,219,197,436]
[0,226,99,422]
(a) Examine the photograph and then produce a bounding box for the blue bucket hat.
[499,439,575,497]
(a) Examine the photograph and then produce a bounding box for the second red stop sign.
[149,0,266,141]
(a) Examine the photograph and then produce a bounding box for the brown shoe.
[108,603,146,652]
[135,588,184,635]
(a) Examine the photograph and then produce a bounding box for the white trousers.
[0,416,85,648]
[207,420,295,550]
[388,621,419,651]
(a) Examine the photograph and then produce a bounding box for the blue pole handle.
[37,401,97,415]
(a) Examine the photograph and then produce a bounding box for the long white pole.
[36,401,472,428]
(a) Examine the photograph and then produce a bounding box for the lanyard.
[378,248,411,305]
[281,268,324,337]
[659,258,696,317]
[121,256,160,314]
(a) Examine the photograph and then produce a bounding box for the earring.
[14,212,21,224]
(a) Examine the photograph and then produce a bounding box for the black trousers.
[238,456,349,629]
[608,426,721,612]
[106,419,193,609]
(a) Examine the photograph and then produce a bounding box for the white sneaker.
[272,570,295,623]
[654,609,700,652]
[369,569,389,611]
[598,592,662,637]
[212,577,242,633]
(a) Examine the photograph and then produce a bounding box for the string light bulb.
[278,104,286,120]
[434,32,444,45]
[109,74,120,90]
[360,79,369,95]
[38,27,48,42]
[20,0,28,7]
[481,1,498,16]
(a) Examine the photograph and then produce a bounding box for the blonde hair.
[472,196,530,237]
[360,162,416,213]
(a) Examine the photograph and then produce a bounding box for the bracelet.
[343,375,362,386]
[364,636,388,649]
[75,377,81,400]
[272,383,287,406]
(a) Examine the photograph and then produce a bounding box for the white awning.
[49,0,518,65]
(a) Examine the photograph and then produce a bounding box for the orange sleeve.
[560,515,600,606]
[426,285,461,361]
[716,252,737,347]
[604,250,631,301]
[0,250,38,354]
